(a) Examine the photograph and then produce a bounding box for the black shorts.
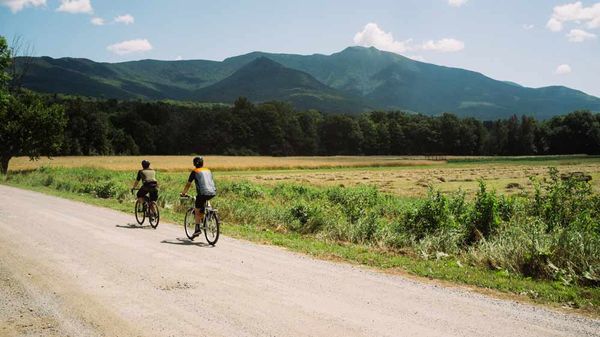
[137,183,158,202]
[195,195,214,212]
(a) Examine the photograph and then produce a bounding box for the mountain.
[16,47,600,119]
[195,57,367,112]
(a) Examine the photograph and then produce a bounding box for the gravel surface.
[0,185,598,337]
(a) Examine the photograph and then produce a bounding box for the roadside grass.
[2,167,599,316]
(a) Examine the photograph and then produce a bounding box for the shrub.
[469,181,500,241]
[404,189,459,239]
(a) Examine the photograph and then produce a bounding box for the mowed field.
[10,155,600,197]
[9,155,443,171]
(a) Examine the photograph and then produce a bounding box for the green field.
[2,156,600,316]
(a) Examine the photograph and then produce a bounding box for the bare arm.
[181,181,192,196]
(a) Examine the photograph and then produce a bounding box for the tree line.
[47,96,600,157]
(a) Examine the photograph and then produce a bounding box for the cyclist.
[180,156,217,235]
[131,160,159,213]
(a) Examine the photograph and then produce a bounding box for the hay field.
[222,159,600,197]
[9,156,443,172]
[9,155,600,197]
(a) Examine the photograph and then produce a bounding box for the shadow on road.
[116,223,153,230]
[161,238,213,247]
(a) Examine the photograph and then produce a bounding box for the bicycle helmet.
[193,156,204,168]
[141,160,150,169]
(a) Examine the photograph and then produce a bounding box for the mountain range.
[17,46,600,119]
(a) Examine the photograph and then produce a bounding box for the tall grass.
[5,166,599,286]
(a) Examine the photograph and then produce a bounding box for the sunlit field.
[9,155,444,172]
[9,155,600,197]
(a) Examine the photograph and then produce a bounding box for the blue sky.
[1,0,599,96]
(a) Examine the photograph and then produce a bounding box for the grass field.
[3,155,600,315]
[8,155,445,172]
[10,155,600,197]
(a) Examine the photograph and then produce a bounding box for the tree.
[0,36,10,104]
[0,92,67,174]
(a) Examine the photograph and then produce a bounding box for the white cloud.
[107,39,152,55]
[353,23,465,55]
[114,14,134,25]
[90,17,104,25]
[175,56,183,61]
[56,0,92,14]
[546,17,563,32]
[421,38,465,52]
[448,0,467,7]
[555,64,572,75]
[522,24,535,30]
[353,23,413,53]
[0,0,45,13]
[546,2,600,32]
[567,28,597,42]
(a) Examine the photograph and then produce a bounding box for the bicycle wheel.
[134,200,145,225]
[184,208,197,240]
[148,202,160,229]
[204,211,220,245]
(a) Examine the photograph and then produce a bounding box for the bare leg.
[194,208,204,225]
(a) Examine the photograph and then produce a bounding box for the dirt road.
[0,185,598,337]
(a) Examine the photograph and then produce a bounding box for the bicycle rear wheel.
[148,202,160,229]
[134,200,145,225]
[204,211,220,246]
[184,208,197,240]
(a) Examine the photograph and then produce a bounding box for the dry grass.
[9,155,600,198]
[8,156,443,172]
[224,163,600,197]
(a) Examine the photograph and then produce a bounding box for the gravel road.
[0,185,598,337]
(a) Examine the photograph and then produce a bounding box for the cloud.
[0,0,45,13]
[90,17,104,25]
[448,0,467,7]
[56,0,92,14]
[421,38,465,52]
[555,64,572,75]
[546,17,563,32]
[114,14,134,25]
[522,24,535,30]
[353,23,412,53]
[567,28,597,42]
[353,23,465,54]
[175,56,183,61]
[107,39,152,55]
[546,2,600,32]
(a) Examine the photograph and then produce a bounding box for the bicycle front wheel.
[134,200,145,225]
[184,208,197,240]
[204,211,220,246]
[148,202,160,229]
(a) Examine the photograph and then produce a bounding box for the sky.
[1,0,599,97]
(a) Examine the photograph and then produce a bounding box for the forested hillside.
[17,47,600,119]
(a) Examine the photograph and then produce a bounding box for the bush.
[405,189,461,239]
[468,181,500,241]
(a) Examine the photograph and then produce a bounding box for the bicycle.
[180,195,220,245]
[131,188,160,229]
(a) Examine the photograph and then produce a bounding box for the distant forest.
[47,96,600,156]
